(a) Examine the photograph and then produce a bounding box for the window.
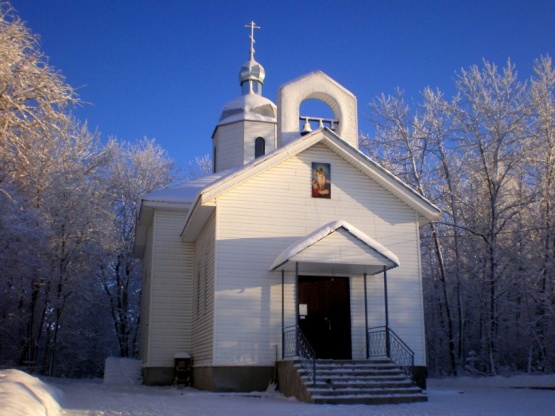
[255,137,265,158]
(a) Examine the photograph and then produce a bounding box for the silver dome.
[239,58,265,85]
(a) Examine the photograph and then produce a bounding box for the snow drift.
[0,369,61,416]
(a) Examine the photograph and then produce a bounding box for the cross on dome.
[244,21,260,60]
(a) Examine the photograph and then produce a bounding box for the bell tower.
[212,22,277,173]
[277,71,358,148]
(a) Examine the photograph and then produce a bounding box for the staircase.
[294,358,427,405]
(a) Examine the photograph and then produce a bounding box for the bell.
[301,118,312,135]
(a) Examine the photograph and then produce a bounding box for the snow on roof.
[217,93,277,126]
[221,93,275,112]
[269,220,400,271]
[142,169,234,205]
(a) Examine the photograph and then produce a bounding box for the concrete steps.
[295,358,427,405]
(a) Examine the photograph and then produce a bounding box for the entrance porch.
[270,221,426,403]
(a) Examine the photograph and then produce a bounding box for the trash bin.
[173,352,192,387]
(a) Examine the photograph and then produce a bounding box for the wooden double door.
[298,276,352,359]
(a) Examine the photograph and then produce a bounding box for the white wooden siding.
[192,212,216,366]
[213,143,426,366]
[214,123,244,171]
[350,276,367,359]
[145,209,193,367]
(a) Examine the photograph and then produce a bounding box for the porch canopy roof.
[269,220,400,276]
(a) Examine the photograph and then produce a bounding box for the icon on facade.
[311,162,331,198]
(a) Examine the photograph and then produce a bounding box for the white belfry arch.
[277,71,358,148]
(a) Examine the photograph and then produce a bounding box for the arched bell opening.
[299,98,338,135]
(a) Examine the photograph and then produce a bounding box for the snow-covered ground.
[2,368,555,416]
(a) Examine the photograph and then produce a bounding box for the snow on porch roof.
[269,220,400,276]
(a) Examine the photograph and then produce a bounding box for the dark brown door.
[298,276,352,359]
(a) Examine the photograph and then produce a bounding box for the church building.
[134,22,440,404]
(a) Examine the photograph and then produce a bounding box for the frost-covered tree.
[364,58,555,376]
[0,2,86,373]
[450,61,532,374]
[186,154,213,180]
[0,3,191,376]
[527,56,555,371]
[0,3,76,186]
[361,88,459,375]
[40,121,112,375]
[1,117,112,375]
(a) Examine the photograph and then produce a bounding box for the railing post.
[312,356,316,385]
[386,328,391,357]
[369,326,415,380]
[383,266,391,358]
[295,328,299,358]
[295,263,299,324]
[364,273,369,359]
[281,270,285,360]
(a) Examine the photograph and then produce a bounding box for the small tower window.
[255,137,265,158]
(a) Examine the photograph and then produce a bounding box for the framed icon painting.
[311,162,331,199]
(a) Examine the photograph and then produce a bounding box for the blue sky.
[10,1,555,169]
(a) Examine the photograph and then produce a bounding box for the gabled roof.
[180,128,440,242]
[269,220,399,276]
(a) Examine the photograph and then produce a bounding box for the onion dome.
[239,57,265,94]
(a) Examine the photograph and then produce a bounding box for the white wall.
[144,209,193,367]
[192,212,216,367]
[213,123,244,172]
[212,143,426,366]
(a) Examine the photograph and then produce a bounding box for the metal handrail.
[367,326,415,378]
[283,325,317,385]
